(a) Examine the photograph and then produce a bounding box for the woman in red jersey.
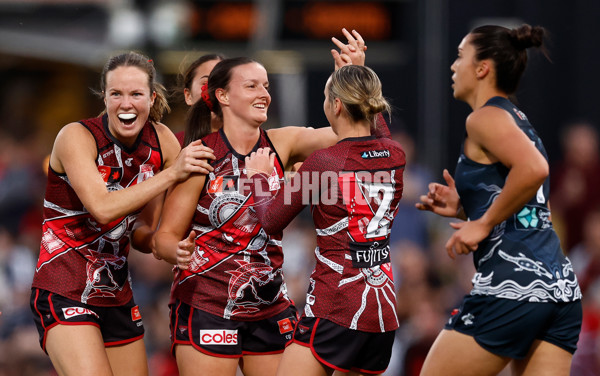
[153,30,377,376]
[245,65,405,376]
[174,53,226,145]
[30,51,214,376]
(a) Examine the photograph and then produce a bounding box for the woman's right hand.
[171,140,215,181]
[331,28,367,69]
[245,147,275,178]
[176,230,196,270]
[416,169,464,218]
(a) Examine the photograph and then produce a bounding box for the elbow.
[531,159,549,187]
[150,234,162,260]
[88,208,114,226]
[151,232,173,263]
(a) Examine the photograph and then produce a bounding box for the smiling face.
[185,58,221,106]
[450,34,479,102]
[104,66,155,146]
[219,62,271,127]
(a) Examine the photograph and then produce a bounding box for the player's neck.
[223,121,260,155]
[335,120,371,140]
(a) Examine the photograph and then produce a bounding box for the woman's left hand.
[445,219,491,259]
[245,147,275,178]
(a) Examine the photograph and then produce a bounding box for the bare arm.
[51,122,213,225]
[130,192,165,253]
[269,114,390,170]
[152,174,206,264]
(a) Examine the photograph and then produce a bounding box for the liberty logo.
[517,207,539,228]
[361,150,390,159]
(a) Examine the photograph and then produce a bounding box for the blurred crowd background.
[1,0,600,375]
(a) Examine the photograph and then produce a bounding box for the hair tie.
[201,83,213,112]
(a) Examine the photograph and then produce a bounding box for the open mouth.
[118,113,137,126]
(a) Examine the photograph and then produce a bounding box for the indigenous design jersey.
[251,134,405,333]
[32,115,163,306]
[172,128,292,320]
[455,96,581,303]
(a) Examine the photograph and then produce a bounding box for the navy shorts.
[445,294,582,359]
[169,299,297,358]
[293,316,395,374]
[30,288,145,352]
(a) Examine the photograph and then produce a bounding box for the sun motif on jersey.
[339,262,397,331]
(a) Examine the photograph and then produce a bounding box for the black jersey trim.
[219,128,263,160]
[101,114,148,154]
[337,135,377,144]
[264,130,286,173]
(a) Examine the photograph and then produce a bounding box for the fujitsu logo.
[361,149,390,159]
[62,307,99,319]
[200,329,238,345]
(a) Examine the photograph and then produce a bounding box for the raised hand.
[331,28,367,69]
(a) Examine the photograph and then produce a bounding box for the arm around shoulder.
[152,173,206,264]
[268,126,338,170]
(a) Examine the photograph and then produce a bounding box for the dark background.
[1,0,598,173]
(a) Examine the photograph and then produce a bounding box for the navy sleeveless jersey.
[171,128,293,321]
[251,134,406,332]
[32,115,163,306]
[454,96,581,303]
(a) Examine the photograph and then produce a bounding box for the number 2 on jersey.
[339,171,395,242]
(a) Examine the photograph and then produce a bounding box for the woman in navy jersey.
[152,30,376,376]
[416,24,582,376]
[245,64,405,375]
[30,52,214,376]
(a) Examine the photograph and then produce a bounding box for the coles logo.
[62,307,99,319]
[200,329,238,345]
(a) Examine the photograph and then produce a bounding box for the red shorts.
[170,299,297,357]
[30,288,144,352]
[293,315,395,374]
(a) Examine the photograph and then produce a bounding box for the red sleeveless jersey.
[32,115,163,306]
[252,135,405,332]
[172,128,292,320]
